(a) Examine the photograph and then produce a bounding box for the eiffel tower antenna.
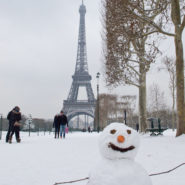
[75,0,87,74]
[63,2,96,126]
[82,0,84,4]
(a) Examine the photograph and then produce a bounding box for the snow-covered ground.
[0,129,185,185]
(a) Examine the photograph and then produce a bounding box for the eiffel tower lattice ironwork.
[63,1,96,123]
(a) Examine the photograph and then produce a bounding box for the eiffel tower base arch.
[63,100,96,123]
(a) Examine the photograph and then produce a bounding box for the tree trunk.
[139,71,147,132]
[172,85,176,131]
[175,27,185,136]
[171,0,185,136]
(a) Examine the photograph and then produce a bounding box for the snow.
[87,158,152,185]
[0,129,185,185]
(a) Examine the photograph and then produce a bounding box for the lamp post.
[28,114,32,137]
[96,72,100,133]
[44,121,46,136]
[124,110,127,125]
[0,114,3,140]
[38,122,40,136]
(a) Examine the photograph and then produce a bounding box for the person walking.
[6,108,14,143]
[6,106,22,143]
[136,123,139,132]
[53,114,60,138]
[59,111,68,139]
[88,126,91,133]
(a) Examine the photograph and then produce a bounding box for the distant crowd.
[5,106,68,144]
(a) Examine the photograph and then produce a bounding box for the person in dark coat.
[136,123,139,132]
[6,106,22,143]
[88,126,91,133]
[53,114,60,138]
[58,111,68,139]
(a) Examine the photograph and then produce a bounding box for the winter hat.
[14,106,20,112]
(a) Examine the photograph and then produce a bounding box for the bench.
[146,128,168,136]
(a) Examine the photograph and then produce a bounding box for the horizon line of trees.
[0,116,53,132]
[94,89,177,131]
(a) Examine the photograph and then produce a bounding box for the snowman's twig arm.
[54,177,89,185]
[149,163,185,176]
[53,163,185,184]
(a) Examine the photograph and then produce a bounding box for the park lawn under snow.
[0,130,185,185]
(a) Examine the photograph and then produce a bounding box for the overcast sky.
[0,0,184,119]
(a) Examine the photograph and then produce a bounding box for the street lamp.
[38,122,40,136]
[96,72,100,133]
[28,114,32,137]
[44,121,46,136]
[124,110,127,125]
[0,114,3,140]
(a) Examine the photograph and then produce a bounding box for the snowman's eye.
[110,129,116,134]
[127,130,131,134]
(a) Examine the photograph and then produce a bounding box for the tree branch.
[128,10,175,37]
[54,177,89,185]
[126,63,140,76]
[149,163,185,176]
[180,15,185,33]
[142,30,159,37]
[125,78,140,88]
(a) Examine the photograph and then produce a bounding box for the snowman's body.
[87,158,152,185]
[87,123,152,185]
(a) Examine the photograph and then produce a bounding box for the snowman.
[87,122,152,185]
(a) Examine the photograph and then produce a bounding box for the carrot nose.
[117,135,125,143]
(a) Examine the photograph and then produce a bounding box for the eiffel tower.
[63,1,96,124]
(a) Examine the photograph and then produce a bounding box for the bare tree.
[109,0,185,136]
[102,0,161,132]
[159,57,176,130]
[148,83,167,118]
[94,94,117,130]
[94,94,136,130]
[120,95,137,127]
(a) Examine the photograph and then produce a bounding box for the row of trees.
[95,83,176,131]
[102,0,185,136]
[0,116,53,132]
[94,94,137,130]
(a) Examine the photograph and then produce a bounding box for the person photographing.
[6,106,22,143]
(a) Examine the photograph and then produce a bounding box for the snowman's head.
[99,123,140,160]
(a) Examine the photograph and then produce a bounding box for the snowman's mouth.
[108,142,135,153]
